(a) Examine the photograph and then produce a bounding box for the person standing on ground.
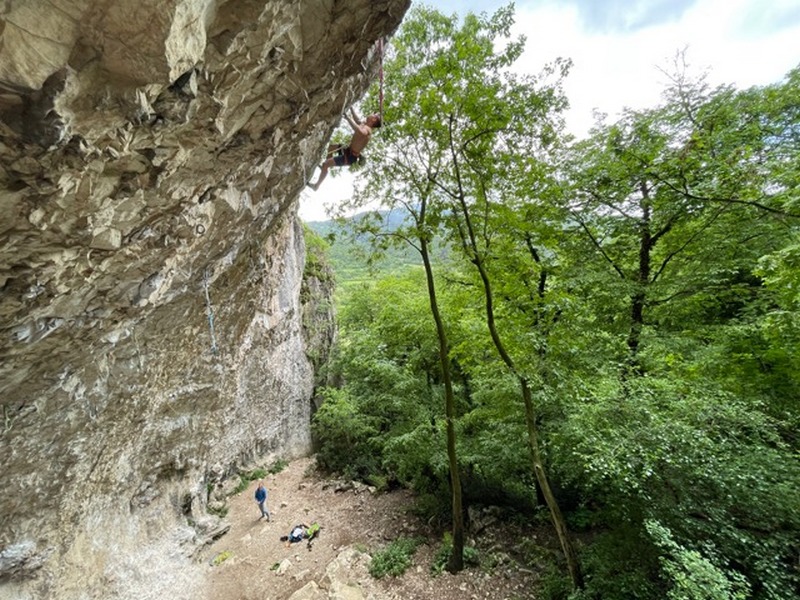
[255,481,270,521]
[307,107,382,191]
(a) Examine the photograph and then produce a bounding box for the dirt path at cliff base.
[201,456,553,600]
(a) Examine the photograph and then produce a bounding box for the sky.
[299,0,800,222]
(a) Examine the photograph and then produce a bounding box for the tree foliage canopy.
[310,6,800,598]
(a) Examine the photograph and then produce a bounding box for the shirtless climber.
[307,107,382,191]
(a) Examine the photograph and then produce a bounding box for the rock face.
[0,1,409,599]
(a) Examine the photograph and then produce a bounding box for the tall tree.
[447,152,584,588]
[342,74,466,568]
[555,64,800,598]
[564,63,799,376]
[347,4,582,585]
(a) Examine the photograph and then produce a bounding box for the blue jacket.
[255,485,267,502]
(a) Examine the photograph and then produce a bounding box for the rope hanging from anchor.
[377,37,385,123]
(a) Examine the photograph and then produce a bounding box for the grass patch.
[267,458,288,474]
[231,467,267,495]
[365,472,390,492]
[229,460,287,495]
[208,503,229,518]
[211,550,233,566]
[230,477,250,495]
[368,536,424,579]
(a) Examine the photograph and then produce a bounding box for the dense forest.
[305,5,799,599]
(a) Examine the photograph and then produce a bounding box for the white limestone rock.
[0,1,410,600]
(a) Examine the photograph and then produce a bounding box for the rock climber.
[307,107,382,191]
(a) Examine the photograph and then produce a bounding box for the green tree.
[564,62,799,377]
[412,10,584,587]
[315,23,800,600]
[313,270,454,494]
[340,137,466,571]
[554,64,800,599]
[347,4,581,582]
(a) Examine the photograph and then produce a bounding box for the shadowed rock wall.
[0,1,409,598]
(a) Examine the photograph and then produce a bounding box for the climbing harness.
[202,268,219,356]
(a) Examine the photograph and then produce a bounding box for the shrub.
[268,459,288,474]
[311,387,382,478]
[431,533,479,576]
[231,468,268,495]
[647,521,751,600]
[368,537,424,578]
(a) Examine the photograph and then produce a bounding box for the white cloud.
[513,0,800,136]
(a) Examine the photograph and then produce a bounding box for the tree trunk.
[420,235,464,573]
[453,195,583,589]
[521,379,583,588]
[627,183,653,374]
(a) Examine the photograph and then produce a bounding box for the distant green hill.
[305,211,423,300]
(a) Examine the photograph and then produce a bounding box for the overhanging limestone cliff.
[0,1,410,598]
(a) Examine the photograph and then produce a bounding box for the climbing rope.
[377,37,385,122]
[203,268,219,356]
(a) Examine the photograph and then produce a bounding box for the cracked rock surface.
[0,1,409,599]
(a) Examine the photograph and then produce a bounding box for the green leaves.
[312,6,800,598]
[646,520,751,600]
[368,536,425,578]
[554,373,800,598]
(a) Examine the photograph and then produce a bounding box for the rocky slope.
[0,1,409,599]
[204,456,545,600]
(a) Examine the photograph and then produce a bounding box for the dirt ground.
[200,456,548,600]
